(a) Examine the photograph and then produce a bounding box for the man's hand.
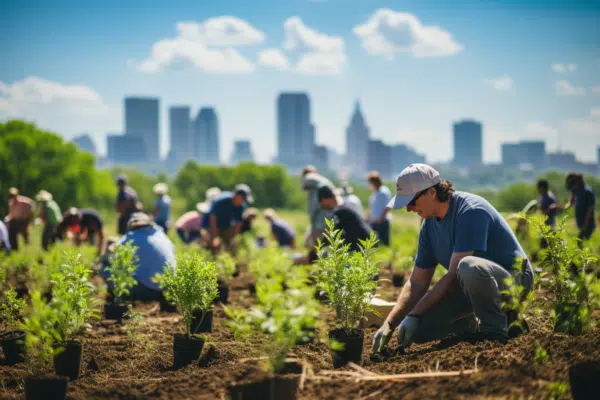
[372,321,393,353]
[211,237,221,249]
[397,315,420,348]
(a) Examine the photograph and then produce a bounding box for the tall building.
[72,134,97,156]
[276,93,314,170]
[391,144,426,175]
[453,120,482,167]
[193,107,220,164]
[501,143,522,167]
[314,145,329,171]
[124,97,159,162]
[107,134,146,164]
[368,139,392,179]
[169,106,192,168]
[346,101,370,176]
[230,139,254,165]
[502,140,546,168]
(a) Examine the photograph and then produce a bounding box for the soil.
[2,269,599,399]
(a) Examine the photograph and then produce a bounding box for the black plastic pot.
[228,375,299,400]
[216,281,229,304]
[53,341,82,381]
[569,360,600,400]
[104,302,129,323]
[190,310,213,333]
[0,330,26,365]
[329,328,364,369]
[173,333,205,368]
[24,374,69,400]
[392,273,405,287]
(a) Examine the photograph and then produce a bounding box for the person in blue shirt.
[152,182,172,233]
[202,184,253,255]
[372,164,534,354]
[116,175,140,235]
[367,171,392,246]
[566,173,596,242]
[102,212,175,302]
[536,179,557,230]
[263,208,296,249]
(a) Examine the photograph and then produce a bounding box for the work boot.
[506,310,529,339]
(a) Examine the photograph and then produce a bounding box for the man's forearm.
[384,280,427,329]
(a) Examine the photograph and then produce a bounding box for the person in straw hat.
[174,187,221,245]
[5,187,35,251]
[36,190,63,251]
[152,182,172,233]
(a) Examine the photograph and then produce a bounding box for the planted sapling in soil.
[0,286,26,365]
[315,219,379,368]
[104,241,139,323]
[157,253,219,368]
[214,251,236,304]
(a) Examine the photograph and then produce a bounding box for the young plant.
[0,287,25,331]
[534,346,549,364]
[314,219,379,333]
[20,291,59,374]
[157,253,219,337]
[501,257,539,333]
[214,251,236,281]
[124,306,144,345]
[50,250,100,342]
[105,241,139,304]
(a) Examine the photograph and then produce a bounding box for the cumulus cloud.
[552,63,576,73]
[555,80,585,96]
[257,48,290,71]
[134,17,265,73]
[485,75,513,91]
[353,9,462,59]
[282,17,346,75]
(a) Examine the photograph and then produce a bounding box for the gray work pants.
[413,256,533,342]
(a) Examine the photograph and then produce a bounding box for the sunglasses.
[408,188,428,207]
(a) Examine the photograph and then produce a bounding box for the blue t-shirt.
[271,218,295,246]
[117,186,138,214]
[538,191,557,227]
[201,192,244,230]
[154,195,171,225]
[415,192,530,274]
[118,225,175,291]
[574,185,596,231]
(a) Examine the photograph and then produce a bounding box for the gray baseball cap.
[387,164,441,210]
[234,183,254,204]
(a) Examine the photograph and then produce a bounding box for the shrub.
[106,241,139,303]
[214,252,236,281]
[20,291,59,374]
[0,287,25,331]
[314,219,379,332]
[157,253,219,337]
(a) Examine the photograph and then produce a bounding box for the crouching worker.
[263,208,296,249]
[56,208,105,255]
[372,164,534,354]
[102,212,175,302]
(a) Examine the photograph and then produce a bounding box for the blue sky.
[1,0,599,164]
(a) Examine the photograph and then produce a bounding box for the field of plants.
[1,210,599,399]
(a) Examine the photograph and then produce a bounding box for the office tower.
[193,107,220,164]
[169,106,192,167]
[391,144,426,175]
[314,145,329,171]
[368,139,392,179]
[453,120,482,167]
[124,97,159,161]
[107,134,146,164]
[502,141,546,168]
[276,92,314,170]
[230,139,254,165]
[346,101,370,176]
[72,134,97,156]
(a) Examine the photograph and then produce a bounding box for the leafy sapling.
[0,287,26,332]
[106,241,139,304]
[215,252,236,281]
[20,291,59,375]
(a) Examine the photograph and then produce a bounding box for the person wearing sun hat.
[152,182,172,233]
[5,187,35,251]
[372,163,534,354]
[175,187,222,245]
[35,190,62,250]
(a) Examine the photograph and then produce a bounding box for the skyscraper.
[193,107,220,164]
[453,120,482,167]
[124,97,160,162]
[346,101,370,176]
[368,139,392,179]
[72,134,97,156]
[230,139,254,165]
[276,93,314,170]
[169,106,192,167]
[107,134,146,164]
[502,141,546,168]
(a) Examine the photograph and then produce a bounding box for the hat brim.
[245,194,254,204]
[196,202,210,213]
[387,193,414,210]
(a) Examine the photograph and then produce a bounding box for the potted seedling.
[315,219,379,368]
[157,253,219,368]
[50,251,99,381]
[21,291,69,400]
[104,241,139,323]
[226,275,318,400]
[0,286,26,365]
[214,251,236,304]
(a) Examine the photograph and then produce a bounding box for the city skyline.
[1,0,599,164]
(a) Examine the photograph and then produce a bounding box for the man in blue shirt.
[152,182,172,233]
[566,173,596,242]
[367,171,392,246]
[116,175,140,235]
[536,179,557,229]
[372,164,534,354]
[202,184,253,255]
[263,208,296,248]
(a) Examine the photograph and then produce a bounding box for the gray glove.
[372,321,393,353]
[397,315,420,348]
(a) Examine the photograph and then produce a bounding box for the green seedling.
[0,287,25,331]
[106,241,139,304]
[20,291,59,374]
[533,346,549,364]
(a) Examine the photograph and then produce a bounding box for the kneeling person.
[373,164,534,354]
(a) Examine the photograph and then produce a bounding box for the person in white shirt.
[336,185,364,219]
[367,171,392,246]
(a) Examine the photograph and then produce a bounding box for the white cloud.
[134,17,264,73]
[282,17,346,75]
[552,63,576,73]
[485,75,513,91]
[555,80,585,96]
[592,86,600,94]
[257,48,290,71]
[526,121,558,138]
[560,113,600,161]
[353,9,462,59]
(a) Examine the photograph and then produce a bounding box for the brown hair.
[433,180,455,202]
[367,171,382,188]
